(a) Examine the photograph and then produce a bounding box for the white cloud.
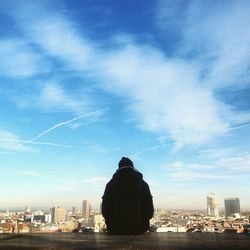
[5,0,249,149]
[163,153,250,182]
[162,160,224,181]
[38,83,90,114]
[85,145,110,154]
[162,160,237,181]
[91,0,250,148]
[198,147,234,159]
[156,0,250,89]
[216,154,250,172]
[52,176,108,193]
[163,161,215,171]
[100,44,229,148]
[82,177,109,184]
[169,171,230,181]
[67,123,82,129]
[14,82,96,115]
[10,0,94,72]
[0,39,49,77]
[29,18,93,71]
[187,1,250,89]
[0,131,36,153]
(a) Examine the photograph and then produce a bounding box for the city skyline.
[0,194,244,212]
[0,0,250,209]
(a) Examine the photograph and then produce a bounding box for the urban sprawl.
[1,195,250,234]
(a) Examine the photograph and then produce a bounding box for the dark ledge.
[0,233,249,250]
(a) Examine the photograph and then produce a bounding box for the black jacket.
[102,167,154,234]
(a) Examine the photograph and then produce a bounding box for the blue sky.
[0,0,250,210]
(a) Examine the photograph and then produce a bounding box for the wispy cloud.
[163,161,215,171]
[169,171,231,181]
[1,138,74,149]
[216,154,250,172]
[156,0,250,89]
[85,143,122,154]
[37,82,91,114]
[100,44,229,148]
[227,123,250,132]
[52,176,108,193]
[163,152,250,182]
[163,160,236,181]
[0,39,49,78]
[9,0,94,72]
[3,0,250,150]
[198,147,234,159]
[151,0,250,147]
[0,151,13,155]
[14,170,41,177]
[82,177,109,184]
[14,82,95,115]
[132,145,161,159]
[0,131,36,153]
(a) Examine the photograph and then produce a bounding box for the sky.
[0,0,250,210]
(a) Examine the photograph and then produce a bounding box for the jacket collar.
[116,166,140,173]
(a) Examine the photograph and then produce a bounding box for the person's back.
[102,157,154,234]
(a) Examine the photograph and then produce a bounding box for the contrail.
[26,109,106,143]
[132,145,161,159]
[227,123,250,131]
[0,138,74,149]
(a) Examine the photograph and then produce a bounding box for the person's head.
[118,157,134,168]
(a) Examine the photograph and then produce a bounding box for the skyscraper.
[82,200,90,219]
[224,198,240,217]
[72,206,76,215]
[51,206,67,223]
[207,193,219,217]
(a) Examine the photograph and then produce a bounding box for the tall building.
[82,200,90,219]
[207,193,219,217]
[224,198,240,217]
[51,206,67,223]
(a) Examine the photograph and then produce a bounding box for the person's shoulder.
[102,178,116,198]
[106,177,116,186]
[140,179,150,190]
[133,168,143,179]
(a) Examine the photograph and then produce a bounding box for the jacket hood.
[113,166,143,180]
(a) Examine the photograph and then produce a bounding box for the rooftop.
[0,233,249,249]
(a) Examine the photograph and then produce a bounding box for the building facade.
[82,200,90,219]
[224,198,240,217]
[207,193,219,217]
[51,206,67,223]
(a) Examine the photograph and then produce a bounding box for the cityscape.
[1,194,249,234]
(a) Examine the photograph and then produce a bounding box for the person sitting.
[102,157,154,234]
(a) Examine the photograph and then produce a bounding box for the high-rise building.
[224,198,240,217]
[207,193,219,217]
[51,206,67,223]
[82,200,90,219]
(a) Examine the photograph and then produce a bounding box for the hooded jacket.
[102,166,154,234]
